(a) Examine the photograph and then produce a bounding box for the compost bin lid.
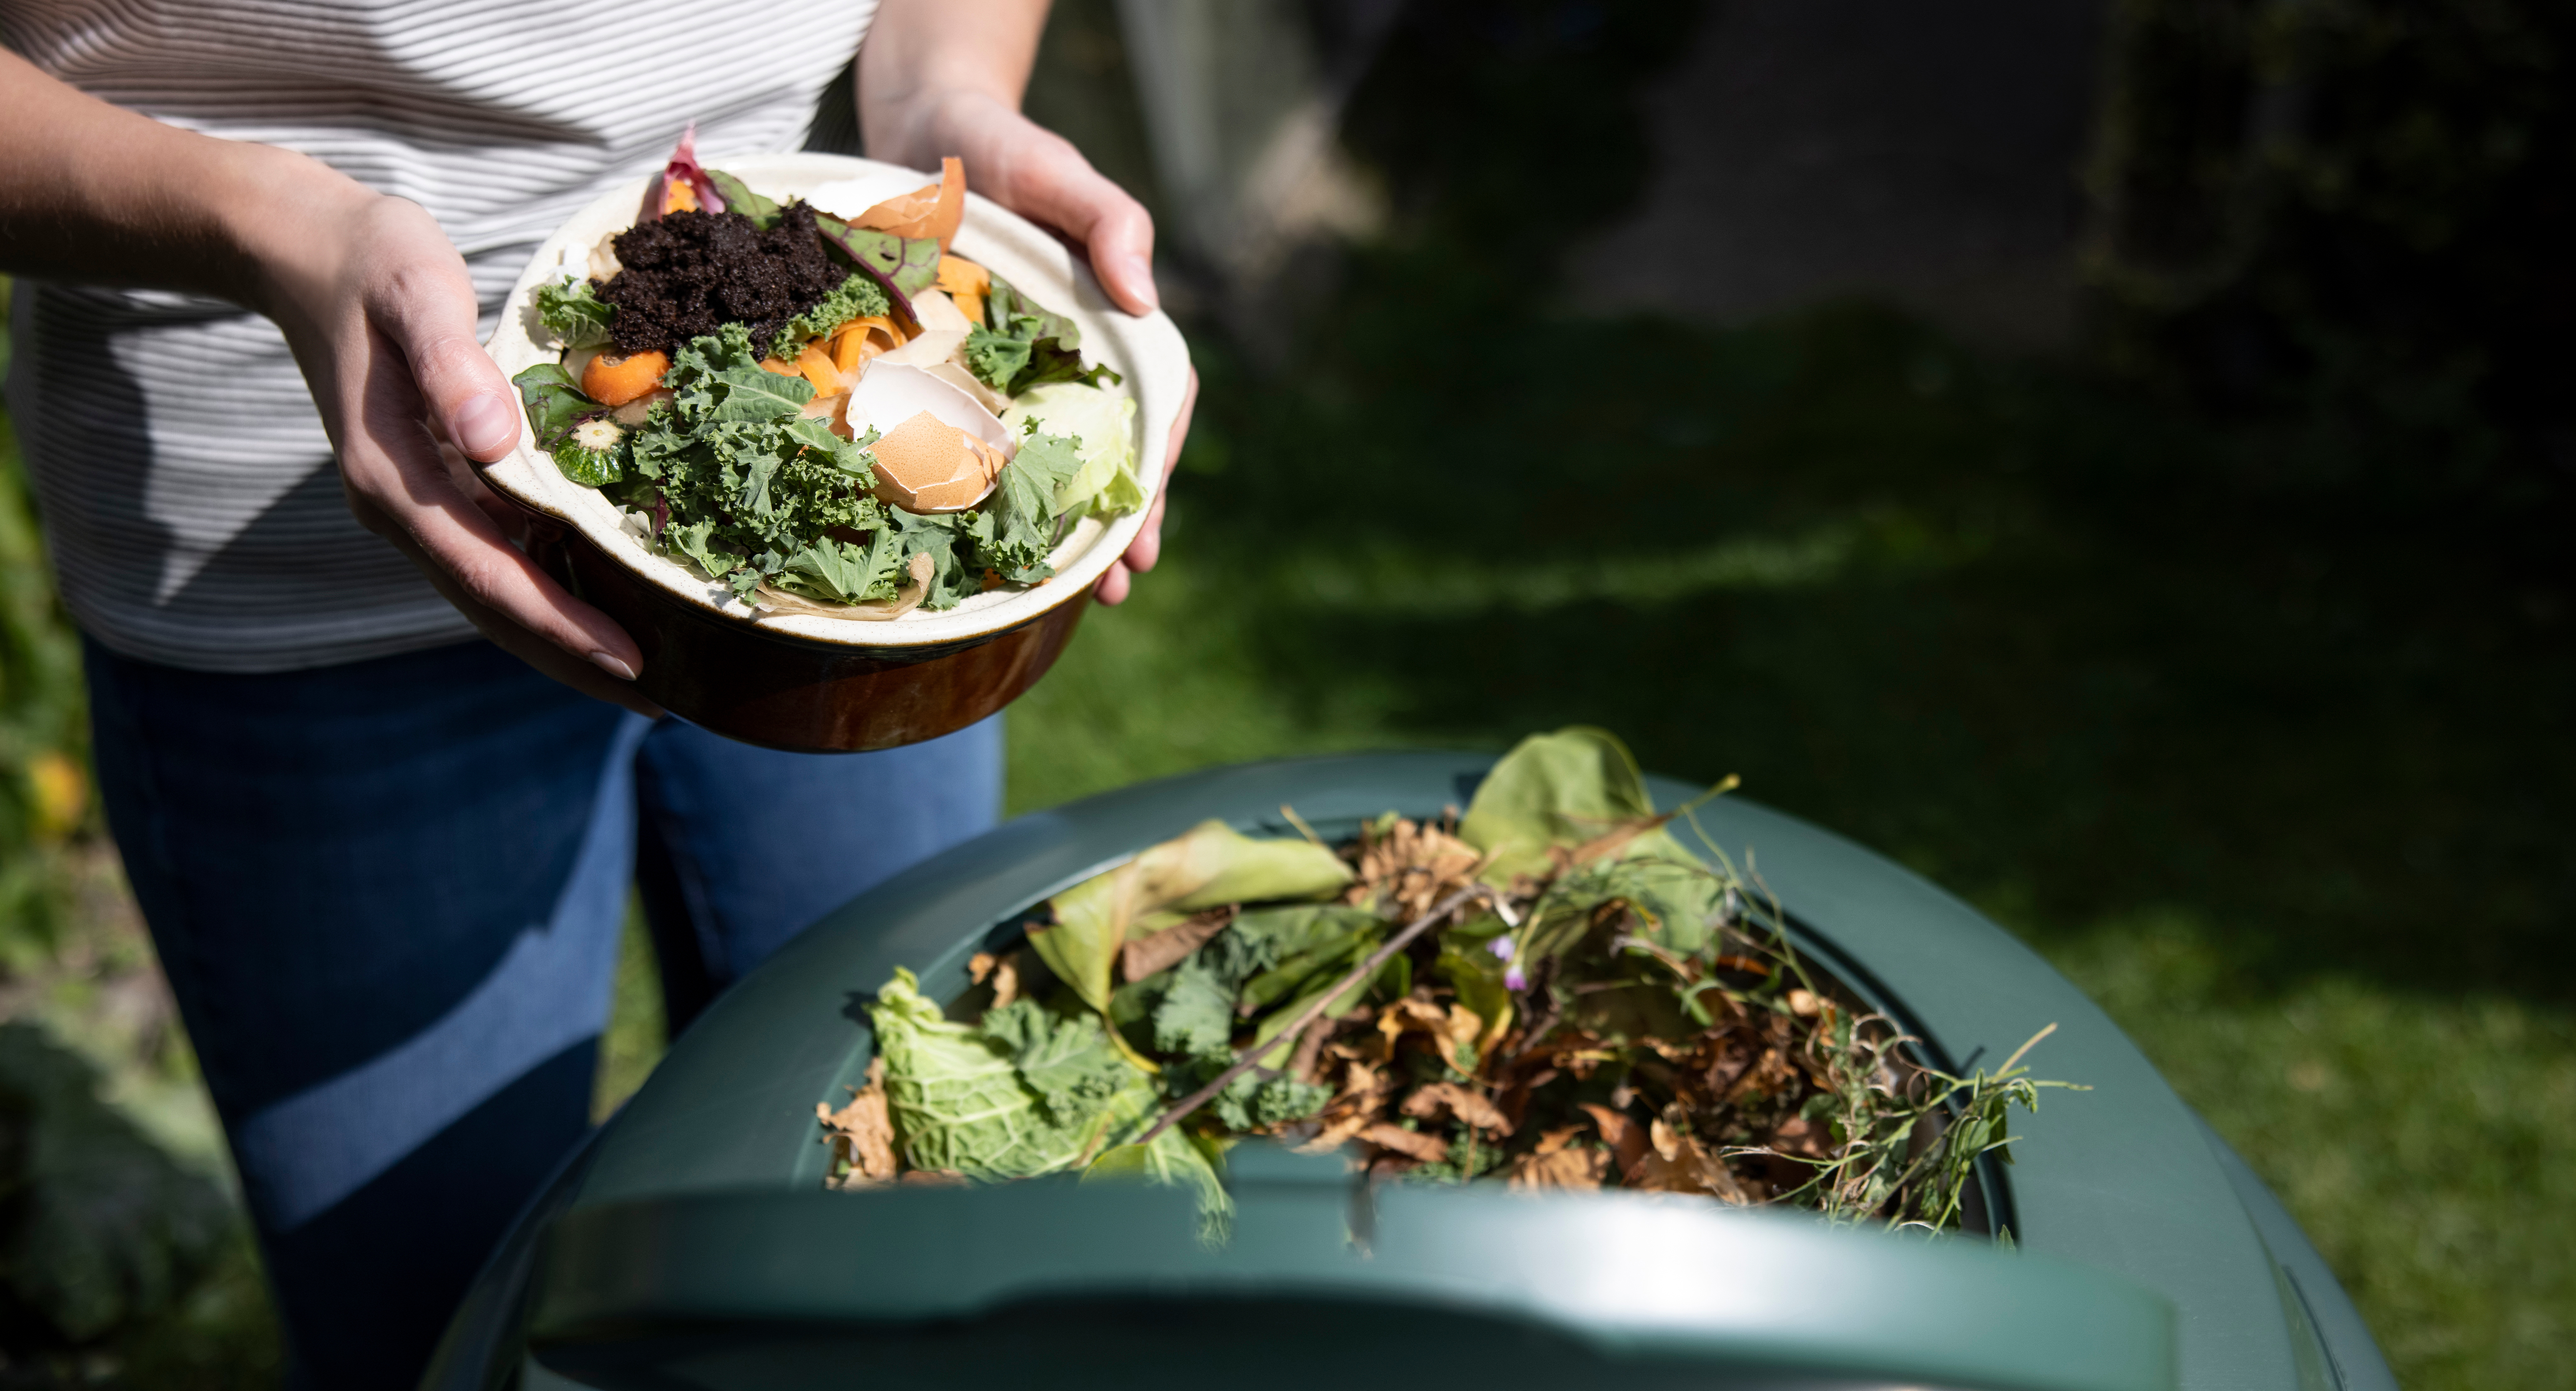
[525,1142,2172,1391]
[475,751,2346,1391]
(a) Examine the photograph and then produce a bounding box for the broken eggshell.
[853,156,967,251]
[875,288,971,368]
[846,364,1013,514]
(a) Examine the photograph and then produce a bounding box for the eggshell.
[845,363,1009,449]
[876,288,973,368]
[868,411,1003,513]
[846,364,1012,513]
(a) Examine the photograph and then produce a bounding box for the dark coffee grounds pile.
[599,200,844,358]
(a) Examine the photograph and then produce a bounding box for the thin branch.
[1133,880,1490,1147]
[1996,1022,2059,1077]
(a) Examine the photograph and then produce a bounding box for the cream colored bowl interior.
[482,152,1189,648]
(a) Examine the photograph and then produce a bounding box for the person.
[0,1,1193,1383]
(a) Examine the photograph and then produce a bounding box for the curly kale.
[770,270,891,359]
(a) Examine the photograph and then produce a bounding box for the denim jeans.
[81,636,1001,1389]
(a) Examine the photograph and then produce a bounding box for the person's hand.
[862,4,1193,606]
[1093,366,1194,606]
[235,160,659,714]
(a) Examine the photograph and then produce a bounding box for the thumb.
[988,129,1160,315]
[378,257,521,462]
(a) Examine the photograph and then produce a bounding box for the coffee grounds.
[599,200,845,358]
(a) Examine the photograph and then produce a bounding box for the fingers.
[1096,367,1197,606]
[1070,185,1158,316]
[364,200,523,461]
[1116,366,1195,572]
[1161,368,1199,484]
[970,111,1160,315]
[1095,561,1133,607]
[365,493,664,716]
[340,321,648,687]
[1120,492,1168,574]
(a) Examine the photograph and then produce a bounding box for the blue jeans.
[82,636,1001,1390]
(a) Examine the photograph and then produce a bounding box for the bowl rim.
[479,151,1189,651]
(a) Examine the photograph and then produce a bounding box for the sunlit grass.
[2050,917,2576,1386]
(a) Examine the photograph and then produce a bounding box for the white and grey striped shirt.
[3,0,876,671]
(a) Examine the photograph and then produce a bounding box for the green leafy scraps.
[836,729,2082,1243]
[770,270,890,359]
[965,314,1121,398]
[510,363,625,486]
[1030,820,1352,1013]
[534,277,613,350]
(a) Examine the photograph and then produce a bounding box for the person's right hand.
[237,168,660,715]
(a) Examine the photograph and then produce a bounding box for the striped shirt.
[2,0,876,671]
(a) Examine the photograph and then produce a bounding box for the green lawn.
[981,267,2576,1387]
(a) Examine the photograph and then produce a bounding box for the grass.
[990,272,2574,1383]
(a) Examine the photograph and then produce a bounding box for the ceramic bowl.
[480,153,1190,752]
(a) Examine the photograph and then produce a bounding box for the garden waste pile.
[819,730,2070,1236]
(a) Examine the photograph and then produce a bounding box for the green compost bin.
[424,754,2396,1391]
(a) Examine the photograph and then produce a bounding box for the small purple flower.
[1504,964,1529,993]
[1487,937,1516,962]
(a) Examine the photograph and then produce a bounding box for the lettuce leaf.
[869,968,1136,1181]
[1084,1127,1230,1240]
[1001,384,1143,518]
[511,363,627,485]
[1030,821,1353,1013]
[699,168,780,228]
[1461,727,1727,953]
[512,363,595,448]
[983,272,1080,346]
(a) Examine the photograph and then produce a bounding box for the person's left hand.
[861,11,1193,606]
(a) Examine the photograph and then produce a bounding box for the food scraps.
[819,729,2078,1239]
[513,129,1135,616]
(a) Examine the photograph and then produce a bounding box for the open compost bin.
[424,753,2396,1391]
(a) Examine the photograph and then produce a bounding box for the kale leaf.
[978,999,1135,1123]
[963,430,1086,583]
[964,312,1121,397]
[770,270,890,358]
[623,325,892,598]
[868,969,1133,1180]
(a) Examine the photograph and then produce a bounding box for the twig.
[1279,803,1328,850]
[1133,880,1490,1147]
[1995,1022,2058,1077]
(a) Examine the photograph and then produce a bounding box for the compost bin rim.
[556,750,2349,1391]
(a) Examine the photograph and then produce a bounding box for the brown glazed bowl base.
[534,525,1087,754]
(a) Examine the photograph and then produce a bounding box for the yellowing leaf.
[1458,727,1656,882]
[1033,821,1351,1012]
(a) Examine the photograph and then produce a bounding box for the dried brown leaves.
[1346,813,1485,923]
[1120,908,1234,983]
[819,1058,899,1189]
